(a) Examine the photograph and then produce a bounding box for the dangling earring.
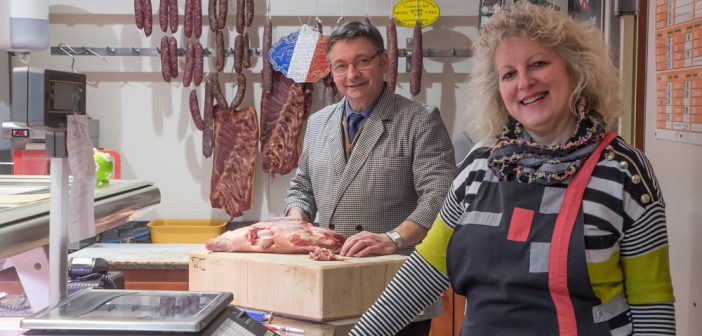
[576,98,586,120]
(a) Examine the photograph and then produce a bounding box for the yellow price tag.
[392,0,440,28]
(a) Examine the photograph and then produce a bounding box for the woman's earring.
[577,99,586,119]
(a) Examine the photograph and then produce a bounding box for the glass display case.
[0,176,160,261]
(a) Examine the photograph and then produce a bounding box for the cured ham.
[260,71,312,176]
[210,105,258,218]
[206,218,346,253]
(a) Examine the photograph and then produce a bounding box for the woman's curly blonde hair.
[466,1,622,139]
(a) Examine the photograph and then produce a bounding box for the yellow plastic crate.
[147,219,227,244]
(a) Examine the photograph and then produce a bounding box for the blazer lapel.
[325,102,347,189]
[329,88,396,219]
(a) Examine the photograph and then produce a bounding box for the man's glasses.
[330,52,381,76]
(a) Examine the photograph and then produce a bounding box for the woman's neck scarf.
[488,114,606,185]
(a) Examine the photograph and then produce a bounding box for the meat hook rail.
[49,42,472,73]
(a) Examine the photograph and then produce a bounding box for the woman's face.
[495,37,576,145]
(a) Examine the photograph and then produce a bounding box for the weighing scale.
[20,289,277,336]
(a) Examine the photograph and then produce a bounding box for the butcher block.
[188,250,407,321]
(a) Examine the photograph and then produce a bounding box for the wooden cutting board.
[188,250,407,322]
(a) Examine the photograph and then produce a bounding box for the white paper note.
[66,114,96,243]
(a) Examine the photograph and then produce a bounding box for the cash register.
[21,289,277,336]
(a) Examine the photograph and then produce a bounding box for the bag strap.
[548,131,617,336]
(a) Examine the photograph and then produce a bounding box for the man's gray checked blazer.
[285,86,456,256]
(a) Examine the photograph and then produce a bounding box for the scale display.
[21,289,233,332]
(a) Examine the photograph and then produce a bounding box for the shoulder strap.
[548,131,617,336]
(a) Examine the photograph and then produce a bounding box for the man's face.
[329,37,389,111]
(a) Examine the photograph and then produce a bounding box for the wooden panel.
[429,288,465,336]
[0,269,188,293]
[189,250,407,322]
[0,281,24,295]
[124,282,188,290]
[116,269,188,291]
[0,268,24,295]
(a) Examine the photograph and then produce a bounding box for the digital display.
[11,129,29,137]
[50,80,83,113]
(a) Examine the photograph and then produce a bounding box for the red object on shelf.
[12,148,121,179]
[13,149,50,175]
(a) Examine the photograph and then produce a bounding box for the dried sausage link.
[208,0,217,32]
[242,32,250,69]
[193,42,204,86]
[217,0,228,30]
[184,0,193,37]
[215,30,225,72]
[159,0,169,32]
[169,0,178,33]
[183,42,195,87]
[410,19,423,96]
[236,0,245,34]
[234,34,243,73]
[230,73,246,109]
[160,36,171,82]
[168,36,178,78]
[261,16,272,93]
[203,74,215,158]
[210,73,227,108]
[135,0,144,29]
[193,0,202,38]
[189,89,205,131]
[143,0,153,36]
[386,17,398,93]
[244,0,254,27]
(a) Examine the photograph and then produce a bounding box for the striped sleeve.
[630,303,676,335]
[617,140,675,334]
[348,252,449,336]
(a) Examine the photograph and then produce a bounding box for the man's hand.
[286,207,310,222]
[340,231,396,257]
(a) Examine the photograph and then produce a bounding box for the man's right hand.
[339,231,397,257]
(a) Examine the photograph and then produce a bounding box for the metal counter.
[0,176,160,260]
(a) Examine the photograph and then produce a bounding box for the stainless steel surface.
[49,44,472,62]
[0,177,161,260]
[51,46,261,57]
[1,119,100,149]
[21,289,232,332]
[403,37,472,72]
[1,122,46,140]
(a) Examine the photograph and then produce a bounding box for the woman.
[350,2,675,335]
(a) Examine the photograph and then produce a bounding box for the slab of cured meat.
[260,71,313,176]
[205,218,346,253]
[209,105,258,219]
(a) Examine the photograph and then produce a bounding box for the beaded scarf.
[488,114,606,185]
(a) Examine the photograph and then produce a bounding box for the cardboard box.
[188,250,407,322]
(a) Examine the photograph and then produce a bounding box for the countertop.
[68,243,204,270]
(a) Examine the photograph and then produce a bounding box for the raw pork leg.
[205,218,346,253]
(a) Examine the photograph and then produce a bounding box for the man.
[285,21,455,335]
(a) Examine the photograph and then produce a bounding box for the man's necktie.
[348,113,365,143]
